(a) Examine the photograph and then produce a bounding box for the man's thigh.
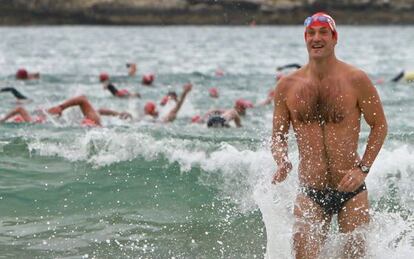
[338,190,369,233]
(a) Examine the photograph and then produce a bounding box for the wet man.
[271,13,387,258]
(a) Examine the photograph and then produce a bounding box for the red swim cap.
[209,87,219,98]
[304,12,337,40]
[144,101,157,115]
[16,69,28,80]
[99,73,109,82]
[142,74,155,85]
[235,99,254,109]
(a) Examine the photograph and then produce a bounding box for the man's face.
[305,26,337,59]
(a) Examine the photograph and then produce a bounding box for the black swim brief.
[301,183,367,215]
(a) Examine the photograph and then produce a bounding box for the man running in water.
[271,12,387,258]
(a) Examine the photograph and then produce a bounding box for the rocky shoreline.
[1,0,414,25]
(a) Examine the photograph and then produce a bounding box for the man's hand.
[271,161,292,184]
[337,168,367,192]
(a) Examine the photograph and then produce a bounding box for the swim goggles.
[304,15,336,32]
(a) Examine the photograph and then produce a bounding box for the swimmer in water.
[15,68,40,80]
[126,63,137,77]
[0,95,131,126]
[192,98,253,127]
[99,73,141,98]
[144,83,192,123]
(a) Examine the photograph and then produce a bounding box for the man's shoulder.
[339,61,369,82]
[276,69,306,92]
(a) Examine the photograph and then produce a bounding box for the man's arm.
[47,95,102,126]
[271,80,292,184]
[0,106,31,122]
[357,72,388,167]
[98,108,132,120]
[163,83,192,122]
[338,71,387,192]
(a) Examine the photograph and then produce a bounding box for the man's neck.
[308,54,337,80]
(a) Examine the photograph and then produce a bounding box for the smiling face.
[305,26,337,60]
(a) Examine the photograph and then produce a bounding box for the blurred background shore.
[1,0,414,25]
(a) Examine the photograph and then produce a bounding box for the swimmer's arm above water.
[0,106,31,122]
[98,108,132,120]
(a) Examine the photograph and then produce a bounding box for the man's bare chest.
[286,82,357,124]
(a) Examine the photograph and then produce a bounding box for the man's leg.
[0,106,31,122]
[338,190,369,258]
[48,95,101,126]
[293,194,332,259]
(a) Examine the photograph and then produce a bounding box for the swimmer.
[192,98,252,127]
[99,73,141,98]
[1,95,132,126]
[142,74,155,86]
[208,87,219,98]
[271,12,387,258]
[144,83,192,123]
[159,91,178,106]
[126,63,137,76]
[15,68,40,80]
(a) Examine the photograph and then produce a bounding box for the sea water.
[0,26,413,258]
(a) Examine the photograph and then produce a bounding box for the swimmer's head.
[142,74,155,85]
[235,99,254,115]
[209,87,219,98]
[144,101,158,117]
[167,91,177,100]
[99,73,109,82]
[16,69,28,80]
[304,12,337,40]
